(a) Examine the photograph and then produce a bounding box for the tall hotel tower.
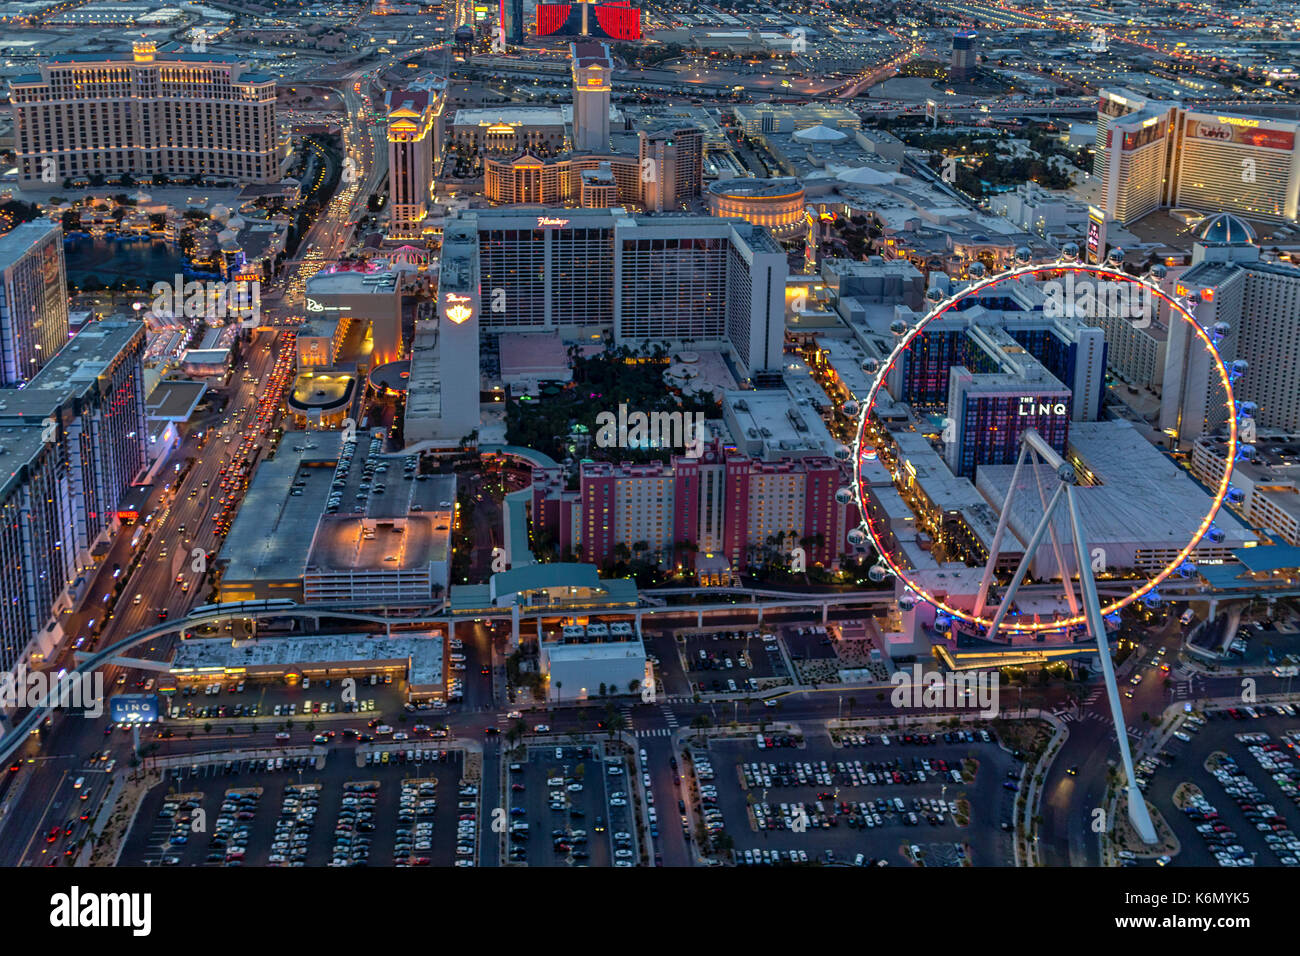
[385,88,438,239]
[10,40,277,186]
[0,222,69,386]
[571,41,612,153]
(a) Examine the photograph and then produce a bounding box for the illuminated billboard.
[1185,116,1295,151]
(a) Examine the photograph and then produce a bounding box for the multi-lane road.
[0,329,292,865]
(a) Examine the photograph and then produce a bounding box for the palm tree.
[690,714,712,743]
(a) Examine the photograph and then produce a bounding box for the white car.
[534,724,550,733]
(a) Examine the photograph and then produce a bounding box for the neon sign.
[444,293,473,324]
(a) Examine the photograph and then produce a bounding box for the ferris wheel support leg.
[974,442,1029,618]
[986,480,1068,642]
[1064,485,1158,845]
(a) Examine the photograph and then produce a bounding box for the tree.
[690,714,712,742]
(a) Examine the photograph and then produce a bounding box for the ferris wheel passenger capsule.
[1060,241,1080,262]
[867,561,891,583]
[898,589,917,612]
[890,318,911,336]
[860,357,880,375]
[925,286,944,303]
[1147,262,1166,280]
[841,399,860,418]
[1230,359,1249,379]
[833,444,850,462]
[1226,486,1245,504]
[847,527,867,547]
[967,262,986,279]
[1210,321,1231,340]
[1206,525,1226,544]
[1142,590,1164,608]
[1014,246,1032,264]
[934,612,952,630]
[1238,400,1258,418]
[835,485,854,504]
[1176,560,1197,578]
[1236,444,1256,461]
[1106,246,1124,266]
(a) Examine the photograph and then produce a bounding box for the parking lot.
[1139,705,1300,867]
[689,730,1017,866]
[502,742,639,867]
[160,672,434,728]
[120,747,472,866]
[677,629,789,695]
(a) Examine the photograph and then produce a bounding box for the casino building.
[706,177,808,243]
[1094,88,1300,225]
[10,40,278,186]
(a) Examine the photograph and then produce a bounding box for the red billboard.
[1186,117,1295,151]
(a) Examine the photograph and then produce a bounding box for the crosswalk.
[637,728,673,737]
[1082,688,1104,705]
[661,705,679,730]
[1058,711,1108,725]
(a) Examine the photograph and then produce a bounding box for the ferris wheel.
[843,246,1252,843]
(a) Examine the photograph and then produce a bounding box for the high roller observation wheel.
[847,254,1243,634]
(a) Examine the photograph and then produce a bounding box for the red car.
[46,826,60,843]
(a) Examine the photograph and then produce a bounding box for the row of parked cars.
[205,789,261,865]
[269,785,319,866]
[1212,753,1300,866]
[840,729,993,748]
[331,782,378,866]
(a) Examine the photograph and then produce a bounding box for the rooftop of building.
[978,420,1258,549]
[0,321,144,419]
[170,632,444,686]
[724,388,836,459]
[145,379,207,421]
[0,426,50,500]
[451,106,566,127]
[305,265,399,297]
[0,220,59,267]
[707,177,804,199]
[220,430,343,584]
[306,512,450,573]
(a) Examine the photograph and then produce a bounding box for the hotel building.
[446,207,786,377]
[571,41,613,153]
[530,446,848,571]
[1094,88,1300,225]
[11,41,278,186]
[0,321,148,677]
[1160,214,1300,443]
[386,88,438,239]
[0,222,69,387]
